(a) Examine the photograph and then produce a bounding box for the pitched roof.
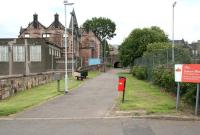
[19,14,46,36]
[69,9,78,29]
[48,13,65,30]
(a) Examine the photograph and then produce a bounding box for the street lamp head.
[173,1,177,7]
[64,0,74,5]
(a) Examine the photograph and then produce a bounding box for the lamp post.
[103,39,106,72]
[172,1,177,63]
[71,11,74,74]
[64,0,74,94]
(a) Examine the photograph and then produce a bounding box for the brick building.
[0,10,102,76]
[80,29,101,66]
[18,10,101,67]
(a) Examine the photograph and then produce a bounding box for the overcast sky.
[0,0,200,45]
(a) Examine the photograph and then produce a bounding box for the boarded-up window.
[30,45,41,62]
[0,46,8,62]
[13,46,25,62]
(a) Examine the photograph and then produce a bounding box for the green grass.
[0,71,101,116]
[118,72,176,114]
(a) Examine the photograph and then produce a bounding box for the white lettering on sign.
[175,64,200,83]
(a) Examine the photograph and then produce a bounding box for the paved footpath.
[1,69,200,135]
[15,69,119,119]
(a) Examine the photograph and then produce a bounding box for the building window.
[30,45,41,62]
[54,50,56,56]
[24,34,30,38]
[56,51,58,57]
[57,51,60,57]
[43,33,50,38]
[46,34,50,37]
[49,48,51,55]
[51,49,54,56]
[13,46,25,62]
[0,46,8,62]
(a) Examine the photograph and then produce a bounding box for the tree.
[83,17,116,41]
[145,42,171,53]
[119,26,168,66]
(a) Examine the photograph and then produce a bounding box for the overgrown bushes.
[132,65,197,106]
[152,65,175,93]
[132,65,147,80]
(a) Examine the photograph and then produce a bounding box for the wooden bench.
[73,72,84,80]
[73,70,88,80]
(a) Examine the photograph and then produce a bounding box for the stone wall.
[0,72,64,100]
[0,64,104,100]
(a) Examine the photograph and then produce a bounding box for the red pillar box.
[118,76,126,92]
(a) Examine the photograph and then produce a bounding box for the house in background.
[188,40,200,63]
[18,10,102,67]
[0,9,102,76]
[18,11,80,70]
[19,13,65,47]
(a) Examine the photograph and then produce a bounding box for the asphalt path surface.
[0,69,200,135]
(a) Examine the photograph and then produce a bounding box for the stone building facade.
[18,11,80,61]
[0,10,102,76]
[18,10,101,67]
[19,13,65,47]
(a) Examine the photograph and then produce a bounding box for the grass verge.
[118,72,176,114]
[0,71,101,116]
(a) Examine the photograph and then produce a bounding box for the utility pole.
[64,0,74,94]
[172,1,177,63]
[71,11,74,74]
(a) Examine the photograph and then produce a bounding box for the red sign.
[175,64,200,83]
[182,64,200,83]
[118,77,126,91]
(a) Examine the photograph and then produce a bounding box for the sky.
[0,0,200,45]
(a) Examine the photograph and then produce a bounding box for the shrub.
[160,68,175,92]
[152,65,176,92]
[132,66,138,76]
[181,83,196,105]
[132,65,147,80]
[152,65,165,86]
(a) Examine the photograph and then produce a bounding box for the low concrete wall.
[0,72,64,100]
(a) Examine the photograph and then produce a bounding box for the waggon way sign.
[175,64,200,116]
[175,64,200,83]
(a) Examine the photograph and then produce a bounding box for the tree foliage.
[145,42,171,53]
[83,17,116,41]
[119,26,168,66]
[102,39,110,58]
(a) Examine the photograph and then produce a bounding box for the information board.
[175,64,200,83]
[88,58,101,65]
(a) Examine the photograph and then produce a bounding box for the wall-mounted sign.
[175,64,200,83]
[88,58,101,65]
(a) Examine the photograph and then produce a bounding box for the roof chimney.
[54,13,59,28]
[33,13,38,22]
[33,13,38,28]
